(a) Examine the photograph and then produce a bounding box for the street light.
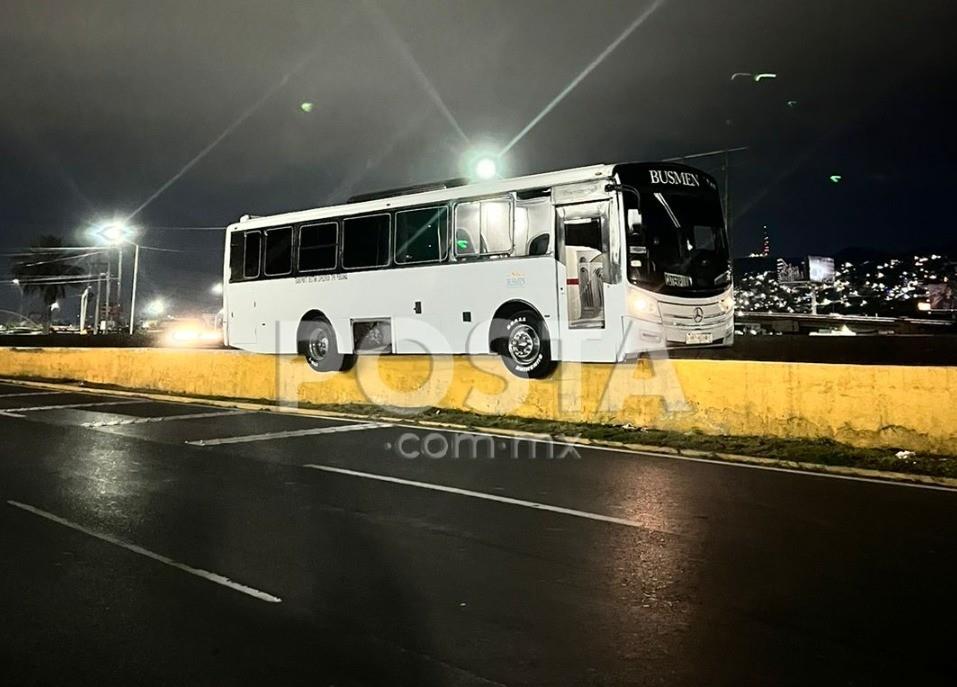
[474,156,499,180]
[146,298,166,317]
[99,222,129,244]
[90,220,141,335]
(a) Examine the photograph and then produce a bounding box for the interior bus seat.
[528,233,550,255]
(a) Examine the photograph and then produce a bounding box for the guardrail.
[737,311,955,335]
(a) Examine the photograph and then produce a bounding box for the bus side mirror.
[626,209,643,237]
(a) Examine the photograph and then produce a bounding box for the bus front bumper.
[620,313,735,357]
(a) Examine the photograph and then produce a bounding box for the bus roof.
[229,163,617,232]
[227,160,716,232]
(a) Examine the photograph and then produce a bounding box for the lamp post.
[129,244,140,334]
[93,273,102,333]
[92,222,139,334]
[663,146,748,239]
[79,286,92,332]
[11,278,22,315]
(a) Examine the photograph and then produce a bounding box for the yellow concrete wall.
[1,347,954,454]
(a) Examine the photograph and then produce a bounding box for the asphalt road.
[0,380,954,686]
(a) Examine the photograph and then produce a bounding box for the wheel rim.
[508,323,540,364]
[308,329,329,361]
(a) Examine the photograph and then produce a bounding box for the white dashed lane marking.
[187,422,392,446]
[83,410,252,428]
[7,500,282,603]
[0,391,65,399]
[304,464,654,530]
[3,400,142,413]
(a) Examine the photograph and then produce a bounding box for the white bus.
[223,162,734,378]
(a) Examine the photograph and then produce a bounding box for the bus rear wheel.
[500,310,555,379]
[299,319,351,372]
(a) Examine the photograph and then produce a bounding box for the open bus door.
[554,200,620,362]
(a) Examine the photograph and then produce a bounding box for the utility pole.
[116,246,123,327]
[79,286,91,332]
[128,244,140,335]
[104,256,112,332]
[723,149,731,232]
[664,146,747,237]
[93,273,102,333]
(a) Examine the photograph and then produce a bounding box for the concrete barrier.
[1,347,954,454]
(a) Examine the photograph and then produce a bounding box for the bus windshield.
[625,187,730,296]
[644,190,728,281]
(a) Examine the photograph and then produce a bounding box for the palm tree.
[9,235,86,331]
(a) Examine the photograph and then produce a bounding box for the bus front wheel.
[499,310,555,379]
[299,319,352,372]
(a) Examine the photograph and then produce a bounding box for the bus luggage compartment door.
[226,286,258,346]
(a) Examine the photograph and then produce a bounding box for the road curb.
[3,377,956,491]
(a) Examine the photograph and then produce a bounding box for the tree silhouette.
[9,235,87,330]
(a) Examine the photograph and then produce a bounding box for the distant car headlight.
[718,293,735,314]
[201,330,221,341]
[171,329,199,342]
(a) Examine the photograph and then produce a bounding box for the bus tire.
[299,318,347,372]
[499,309,555,379]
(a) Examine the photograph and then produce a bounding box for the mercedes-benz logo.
[693,306,704,323]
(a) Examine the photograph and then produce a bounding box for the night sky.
[1,0,955,316]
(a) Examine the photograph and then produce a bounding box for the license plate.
[664,272,692,288]
[685,331,713,345]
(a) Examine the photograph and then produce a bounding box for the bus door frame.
[553,199,621,362]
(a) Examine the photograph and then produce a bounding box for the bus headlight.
[718,293,735,314]
[630,292,660,319]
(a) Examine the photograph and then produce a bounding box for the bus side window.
[243,231,262,280]
[264,226,293,276]
[480,200,512,254]
[342,214,391,270]
[453,202,480,256]
[513,199,553,257]
[453,197,513,258]
[395,205,448,264]
[229,232,244,281]
[298,222,338,272]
